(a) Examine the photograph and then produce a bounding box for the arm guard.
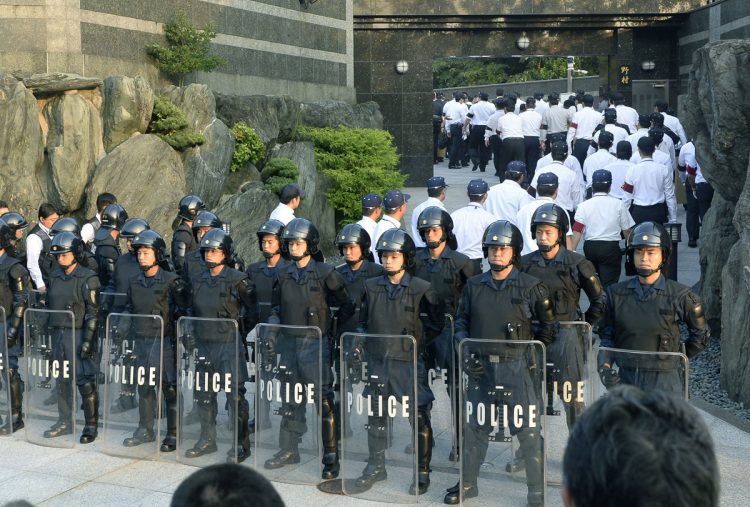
[7,263,29,343]
[420,287,446,344]
[172,239,188,276]
[531,282,558,346]
[326,270,355,327]
[237,276,258,331]
[578,259,606,326]
[453,284,471,345]
[81,275,102,349]
[267,277,281,326]
[682,291,710,359]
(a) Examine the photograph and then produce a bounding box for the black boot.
[185,397,218,458]
[44,381,73,438]
[123,386,156,447]
[321,399,339,480]
[227,396,251,464]
[409,410,432,495]
[0,369,23,435]
[355,451,387,489]
[264,428,301,469]
[79,382,99,444]
[443,482,479,504]
[518,430,544,507]
[565,401,585,430]
[506,445,525,473]
[160,385,178,452]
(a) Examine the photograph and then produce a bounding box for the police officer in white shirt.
[533,92,549,118]
[484,161,533,223]
[654,100,687,147]
[520,97,544,184]
[612,92,639,134]
[371,189,410,263]
[679,140,714,247]
[443,92,468,169]
[626,114,652,154]
[269,183,303,225]
[583,131,617,192]
[356,193,382,242]
[571,169,635,287]
[630,130,672,170]
[529,142,582,220]
[592,109,629,155]
[451,179,498,271]
[465,92,496,172]
[622,136,677,225]
[485,99,506,178]
[496,97,525,179]
[516,172,574,255]
[603,141,634,200]
[411,177,447,248]
[568,94,603,167]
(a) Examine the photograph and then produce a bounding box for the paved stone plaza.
[0,162,746,506]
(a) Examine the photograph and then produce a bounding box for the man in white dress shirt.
[654,100,687,147]
[410,177,447,248]
[603,141,634,200]
[451,179,498,271]
[583,131,617,193]
[26,202,59,291]
[372,189,410,263]
[529,142,582,219]
[356,193,382,242]
[568,94,603,167]
[622,137,677,225]
[269,184,303,225]
[81,192,117,247]
[520,97,544,184]
[465,92,496,172]
[612,92,639,134]
[484,161,533,223]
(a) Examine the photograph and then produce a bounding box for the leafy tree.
[146,12,225,85]
[230,122,266,172]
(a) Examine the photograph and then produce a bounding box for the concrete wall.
[0,0,355,102]
[436,76,602,100]
[678,0,750,95]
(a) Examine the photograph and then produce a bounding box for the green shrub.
[148,95,206,150]
[261,157,299,195]
[230,122,266,172]
[298,127,403,225]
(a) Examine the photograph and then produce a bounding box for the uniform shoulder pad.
[409,276,432,293]
[565,249,586,265]
[316,262,335,278]
[161,270,180,283]
[83,272,102,289]
[247,261,265,273]
[335,262,347,272]
[366,262,386,277]
[450,249,471,266]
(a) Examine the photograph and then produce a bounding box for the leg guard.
[321,398,339,479]
[78,381,99,444]
[409,409,432,495]
[0,369,23,434]
[160,384,178,452]
[517,430,544,506]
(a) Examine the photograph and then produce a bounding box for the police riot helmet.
[530,203,569,251]
[49,217,81,239]
[482,220,523,271]
[256,219,285,256]
[376,228,416,273]
[132,229,169,271]
[626,221,671,277]
[281,218,321,260]
[0,212,28,233]
[120,218,150,240]
[0,219,17,256]
[417,206,457,250]
[191,210,222,242]
[178,195,207,221]
[101,204,129,231]
[336,223,374,262]
[50,231,86,265]
[200,228,234,268]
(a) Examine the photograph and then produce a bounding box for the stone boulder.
[22,73,103,95]
[214,183,277,265]
[102,76,154,152]
[86,134,186,243]
[0,73,45,218]
[271,141,335,256]
[699,194,738,333]
[43,93,104,211]
[215,94,301,149]
[683,40,750,203]
[300,100,384,130]
[161,84,234,208]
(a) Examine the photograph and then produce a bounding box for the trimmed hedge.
[230,121,266,172]
[148,95,206,150]
[261,157,300,195]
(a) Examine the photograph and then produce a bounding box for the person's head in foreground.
[562,384,719,507]
[171,464,285,507]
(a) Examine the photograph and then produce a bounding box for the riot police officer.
[414,206,479,459]
[93,204,129,288]
[263,218,354,480]
[121,229,191,452]
[519,203,606,429]
[353,228,445,495]
[172,195,206,278]
[246,219,287,433]
[599,222,709,393]
[0,212,29,264]
[183,210,222,283]
[445,220,557,506]
[44,232,102,444]
[0,218,29,434]
[186,228,257,463]
[49,218,98,271]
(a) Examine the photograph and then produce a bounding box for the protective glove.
[464,355,484,381]
[181,333,196,352]
[598,365,621,389]
[6,326,18,349]
[80,340,94,360]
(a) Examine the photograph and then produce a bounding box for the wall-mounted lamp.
[395,60,409,74]
[517,33,530,51]
[641,60,656,71]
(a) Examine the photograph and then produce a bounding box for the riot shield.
[540,321,593,487]
[427,314,459,469]
[338,332,418,503]
[593,347,689,400]
[101,313,164,459]
[254,324,323,485]
[176,317,242,467]
[27,288,45,309]
[0,308,11,436]
[98,292,128,400]
[23,309,77,448]
[458,339,546,507]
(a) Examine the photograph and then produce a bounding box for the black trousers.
[469,125,490,169]
[524,136,541,184]
[572,138,591,168]
[499,137,524,178]
[449,124,463,167]
[433,122,441,162]
[630,202,668,225]
[685,182,714,241]
[583,240,623,288]
[490,136,504,179]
